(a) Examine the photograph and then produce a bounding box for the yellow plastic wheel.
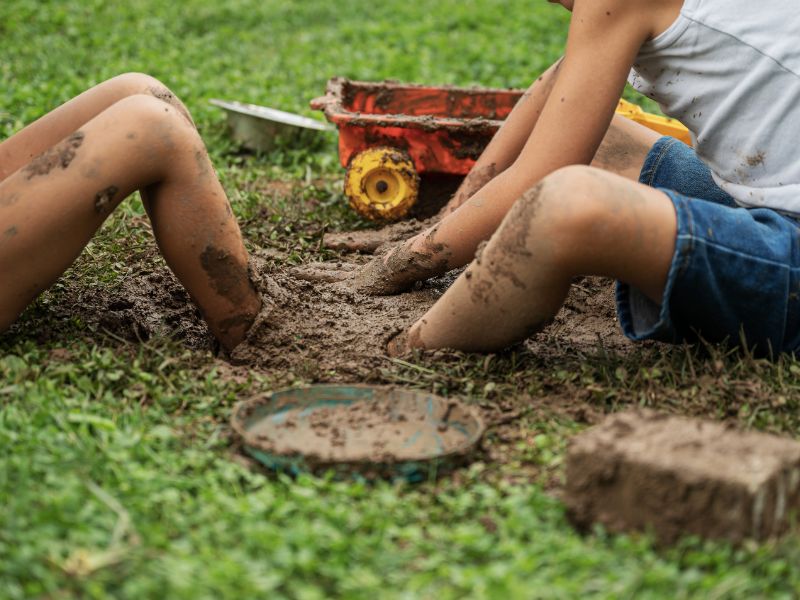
[344,147,420,221]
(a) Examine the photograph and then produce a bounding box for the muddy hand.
[348,253,418,296]
[292,262,359,283]
[323,219,431,254]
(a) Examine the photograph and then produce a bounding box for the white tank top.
[628,0,800,214]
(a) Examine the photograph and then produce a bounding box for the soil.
[229,259,456,377]
[25,263,216,349]
[22,241,628,375]
[565,410,800,544]
[528,275,629,355]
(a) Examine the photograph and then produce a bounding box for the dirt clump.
[565,410,800,545]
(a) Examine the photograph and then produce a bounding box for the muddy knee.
[507,167,612,266]
[115,94,200,150]
[106,73,194,127]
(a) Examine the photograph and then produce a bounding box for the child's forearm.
[441,57,564,216]
[353,167,537,295]
[413,166,539,266]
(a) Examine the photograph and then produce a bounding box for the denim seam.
[665,191,694,278]
[691,238,796,270]
[641,137,679,187]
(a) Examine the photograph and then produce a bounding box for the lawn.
[2,1,800,598]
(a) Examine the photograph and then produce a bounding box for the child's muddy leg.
[399,166,676,353]
[0,94,259,350]
[0,73,192,182]
[591,114,662,181]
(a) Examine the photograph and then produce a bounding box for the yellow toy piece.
[616,99,692,145]
[345,147,420,221]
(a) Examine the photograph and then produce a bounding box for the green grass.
[2,1,800,598]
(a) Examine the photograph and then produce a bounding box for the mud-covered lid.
[231,385,485,482]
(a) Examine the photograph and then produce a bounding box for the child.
[311,0,800,356]
[0,73,262,351]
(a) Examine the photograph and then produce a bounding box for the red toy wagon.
[311,77,690,221]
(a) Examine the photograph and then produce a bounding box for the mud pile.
[38,264,214,349]
[229,263,449,377]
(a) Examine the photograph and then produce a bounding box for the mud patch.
[0,192,20,207]
[9,262,215,349]
[232,256,630,377]
[94,186,119,214]
[23,131,84,180]
[527,276,629,355]
[200,245,257,305]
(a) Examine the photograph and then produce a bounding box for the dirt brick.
[565,410,800,545]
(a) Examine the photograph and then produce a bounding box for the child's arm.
[351,0,656,294]
[440,58,565,216]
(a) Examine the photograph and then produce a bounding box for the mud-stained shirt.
[628,0,800,214]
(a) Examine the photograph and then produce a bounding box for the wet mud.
[32,264,216,349]
[230,260,451,377]
[19,240,627,374]
[527,275,628,355]
[239,391,478,463]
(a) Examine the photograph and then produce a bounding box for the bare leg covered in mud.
[0,74,261,350]
[390,167,677,354]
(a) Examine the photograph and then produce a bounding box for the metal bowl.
[231,385,485,482]
[210,98,334,152]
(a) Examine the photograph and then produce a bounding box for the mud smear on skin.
[23,132,84,180]
[94,186,119,215]
[200,245,258,306]
[147,85,194,126]
[447,162,497,212]
[466,184,541,308]
[0,193,20,207]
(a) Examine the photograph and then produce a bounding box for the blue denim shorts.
[616,136,800,355]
